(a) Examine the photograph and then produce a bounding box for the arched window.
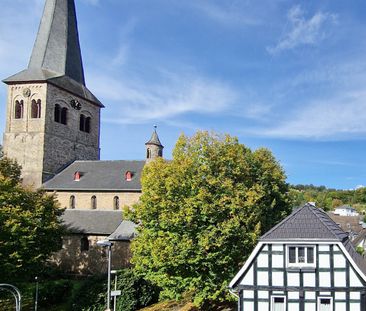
[85,117,91,133]
[158,149,162,157]
[14,100,24,119]
[79,114,85,131]
[61,107,68,125]
[80,236,89,252]
[113,196,120,210]
[54,104,61,122]
[91,195,97,209]
[79,114,91,133]
[31,99,41,118]
[69,195,75,209]
[146,148,151,159]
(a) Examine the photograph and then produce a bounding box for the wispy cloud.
[258,90,366,139]
[267,5,337,54]
[88,70,237,125]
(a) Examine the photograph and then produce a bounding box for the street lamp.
[97,239,113,311]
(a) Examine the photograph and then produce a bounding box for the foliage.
[0,156,64,280]
[70,269,159,311]
[289,184,366,212]
[127,131,291,306]
[356,246,365,256]
[38,279,73,307]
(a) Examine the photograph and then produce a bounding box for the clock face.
[23,88,31,97]
[70,99,82,110]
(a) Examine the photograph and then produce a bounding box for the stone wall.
[53,191,141,210]
[50,235,131,274]
[3,82,101,188]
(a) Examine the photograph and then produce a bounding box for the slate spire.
[145,125,163,147]
[29,0,85,85]
[3,0,103,106]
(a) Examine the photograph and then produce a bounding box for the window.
[80,236,89,252]
[271,296,286,311]
[14,100,24,119]
[79,114,91,133]
[54,104,61,122]
[113,196,119,210]
[158,149,162,157]
[31,99,41,118]
[125,171,132,181]
[318,297,332,311]
[147,148,151,159]
[61,107,67,125]
[69,195,75,209]
[91,195,97,209]
[288,245,315,267]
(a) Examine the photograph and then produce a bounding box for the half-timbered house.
[229,203,366,311]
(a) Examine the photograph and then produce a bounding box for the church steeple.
[3,0,102,107]
[28,0,85,85]
[2,0,102,187]
[145,126,164,162]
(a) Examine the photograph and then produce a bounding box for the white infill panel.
[350,291,360,300]
[258,291,268,299]
[319,253,330,268]
[319,245,329,252]
[272,254,283,268]
[349,302,361,311]
[305,291,315,299]
[319,272,331,287]
[288,302,299,311]
[287,272,300,286]
[272,271,284,286]
[334,302,346,311]
[243,301,253,310]
[258,301,268,310]
[334,271,346,287]
[333,253,346,268]
[304,302,316,311]
[240,266,253,285]
[303,272,315,286]
[272,244,283,252]
[257,252,268,267]
[350,269,363,287]
[258,271,268,286]
[288,291,299,299]
[335,292,346,300]
[243,290,254,299]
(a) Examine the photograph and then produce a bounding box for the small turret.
[145,126,163,162]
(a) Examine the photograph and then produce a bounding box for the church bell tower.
[145,126,164,163]
[2,0,104,187]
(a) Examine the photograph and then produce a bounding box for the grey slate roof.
[145,129,163,147]
[261,203,366,276]
[62,209,122,235]
[108,221,137,241]
[261,203,349,241]
[43,160,145,191]
[3,0,103,107]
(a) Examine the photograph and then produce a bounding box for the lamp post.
[97,240,113,311]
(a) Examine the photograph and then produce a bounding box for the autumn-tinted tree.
[0,157,64,280]
[127,131,291,305]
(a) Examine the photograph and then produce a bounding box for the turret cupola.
[145,126,163,162]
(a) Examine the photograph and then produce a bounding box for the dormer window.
[74,171,81,181]
[125,171,132,181]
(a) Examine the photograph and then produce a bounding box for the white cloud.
[267,5,337,54]
[88,70,237,125]
[258,90,366,139]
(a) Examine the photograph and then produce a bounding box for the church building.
[2,0,164,274]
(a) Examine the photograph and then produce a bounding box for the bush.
[38,279,73,307]
[69,269,160,311]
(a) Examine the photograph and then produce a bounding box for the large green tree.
[0,157,64,280]
[128,132,291,305]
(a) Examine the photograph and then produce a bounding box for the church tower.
[2,0,103,187]
[145,126,164,163]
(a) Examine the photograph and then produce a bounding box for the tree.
[0,157,64,280]
[127,131,291,306]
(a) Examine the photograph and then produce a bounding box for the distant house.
[229,203,366,311]
[333,205,359,217]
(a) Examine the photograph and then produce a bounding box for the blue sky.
[1,0,366,189]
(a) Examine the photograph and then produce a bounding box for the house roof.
[61,209,137,240]
[327,214,362,234]
[261,203,348,241]
[43,160,145,191]
[3,0,103,107]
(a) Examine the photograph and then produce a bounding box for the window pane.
[319,298,331,311]
[289,247,296,263]
[273,297,285,311]
[298,247,305,263]
[307,247,314,263]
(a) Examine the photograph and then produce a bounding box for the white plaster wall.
[319,271,331,287]
[272,271,284,286]
[240,266,253,285]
